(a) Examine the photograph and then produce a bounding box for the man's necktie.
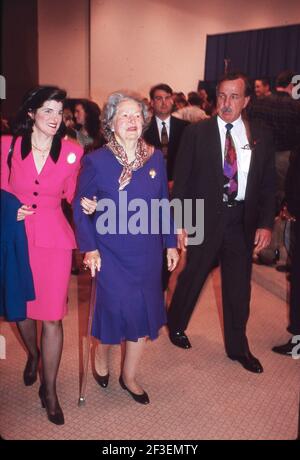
[161,121,169,159]
[223,123,238,203]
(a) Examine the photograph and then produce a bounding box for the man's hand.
[167,248,179,272]
[253,228,272,255]
[280,206,296,222]
[177,228,188,252]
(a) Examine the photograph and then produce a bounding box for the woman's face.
[112,99,143,144]
[63,108,75,128]
[74,104,86,125]
[29,100,63,137]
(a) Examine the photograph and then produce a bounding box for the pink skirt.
[26,244,72,321]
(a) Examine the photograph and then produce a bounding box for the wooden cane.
[78,273,97,406]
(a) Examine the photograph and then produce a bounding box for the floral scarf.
[107,136,154,190]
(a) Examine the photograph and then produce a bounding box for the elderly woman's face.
[112,99,143,143]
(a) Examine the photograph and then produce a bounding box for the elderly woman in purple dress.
[73,92,179,404]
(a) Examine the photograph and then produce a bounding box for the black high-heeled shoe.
[119,376,149,405]
[38,385,65,425]
[23,350,40,386]
[93,372,109,388]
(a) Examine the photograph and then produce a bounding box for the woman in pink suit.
[1,86,95,425]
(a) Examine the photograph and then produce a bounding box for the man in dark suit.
[144,84,189,292]
[143,83,189,182]
[272,149,300,356]
[168,72,276,373]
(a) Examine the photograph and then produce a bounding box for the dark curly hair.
[13,85,66,136]
[74,99,105,151]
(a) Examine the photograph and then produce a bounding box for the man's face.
[151,90,173,119]
[255,80,269,98]
[217,78,250,123]
[198,88,208,101]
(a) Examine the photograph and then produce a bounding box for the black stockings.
[41,320,63,411]
[17,318,39,376]
[17,318,64,413]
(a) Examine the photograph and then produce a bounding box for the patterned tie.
[223,123,238,203]
[161,121,169,159]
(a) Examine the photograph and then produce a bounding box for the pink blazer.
[1,135,84,249]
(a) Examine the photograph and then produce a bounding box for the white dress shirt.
[156,116,171,141]
[217,115,252,201]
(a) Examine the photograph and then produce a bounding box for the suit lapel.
[244,122,258,201]
[151,117,161,146]
[169,116,182,150]
[169,116,176,151]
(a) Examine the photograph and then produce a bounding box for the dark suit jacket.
[285,148,300,218]
[143,116,189,180]
[172,116,276,248]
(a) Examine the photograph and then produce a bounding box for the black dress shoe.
[169,331,192,349]
[23,351,40,386]
[228,352,263,373]
[38,385,65,425]
[94,372,109,388]
[119,376,149,405]
[272,338,295,356]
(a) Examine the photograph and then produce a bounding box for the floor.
[0,261,299,440]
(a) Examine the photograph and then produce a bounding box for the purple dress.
[73,147,176,344]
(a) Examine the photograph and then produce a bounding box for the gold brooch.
[149,169,156,179]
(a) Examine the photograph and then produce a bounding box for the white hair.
[101,91,149,139]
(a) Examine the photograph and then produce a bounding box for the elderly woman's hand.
[81,196,97,215]
[83,250,101,277]
[17,205,35,221]
[167,248,179,272]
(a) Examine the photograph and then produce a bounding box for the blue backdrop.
[204,24,300,82]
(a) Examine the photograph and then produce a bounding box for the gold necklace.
[32,142,51,159]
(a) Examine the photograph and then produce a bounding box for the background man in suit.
[144,83,189,292]
[254,78,272,99]
[168,72,276,373]
[248,70,300,213]
[143,83,189,183]
[272,148,300,356]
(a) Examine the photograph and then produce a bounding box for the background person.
[143,83,189,183]
[74,99,105,152]
[272,148,300,355]
[254,78,272,98]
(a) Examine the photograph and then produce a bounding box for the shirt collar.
[217,115,243,131]
[155,116,171,128]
